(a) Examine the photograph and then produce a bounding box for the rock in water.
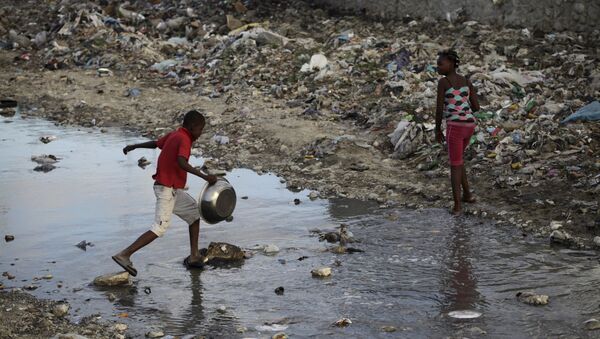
[145,330,164,338]
[333,318,352,327]
[272,333,288,339]
[549,230,571,245]
[39,136,57,144]
[516,291,549,305]
[34,164,56,172]
[319,232,340,243]
[381,326,397,332]
[202,242,246,265]
[52,303,69,317]
[114,323,128,332]
[585,318,600,330]
[93,271,130,286]
[263,244,280,254]
[4,235,14,242]
[311,267,331,278]
[31,154,59,165]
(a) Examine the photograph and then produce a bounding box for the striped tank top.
[443,78,475,123]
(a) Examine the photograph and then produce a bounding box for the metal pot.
[198,178,236,224]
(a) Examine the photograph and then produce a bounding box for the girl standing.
[435,50,480,215]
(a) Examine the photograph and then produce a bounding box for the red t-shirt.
[152,127,193,188]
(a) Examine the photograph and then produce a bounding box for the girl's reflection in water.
[440,218,482,313]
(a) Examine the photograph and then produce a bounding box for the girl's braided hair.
[438,49,460,69]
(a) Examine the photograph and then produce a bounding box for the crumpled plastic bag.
[388,121,432,159]
[561,101,600,124]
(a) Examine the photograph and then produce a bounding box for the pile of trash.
[1,1,598,197]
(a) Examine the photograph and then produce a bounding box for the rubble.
[516,291,549,306]
[0,291,122,338]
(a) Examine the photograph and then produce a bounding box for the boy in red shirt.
[112,110,217,276]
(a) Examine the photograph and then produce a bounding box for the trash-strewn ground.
[0,290,126,339]
[1,1,599,248]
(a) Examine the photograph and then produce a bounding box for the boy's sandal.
[183,255,206,269]
[112,255,138,277]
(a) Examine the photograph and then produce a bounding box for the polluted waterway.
[1,115,600,338]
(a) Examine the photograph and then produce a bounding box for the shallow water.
[1,116,599,338]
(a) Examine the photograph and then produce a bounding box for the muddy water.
[1,115,600,338]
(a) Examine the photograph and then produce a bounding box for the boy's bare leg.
[450,165,462,215]
[116,231,158,259]
[188,219,203,262]
[461,165,476,203]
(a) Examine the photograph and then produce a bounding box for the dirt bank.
[0,290,125,339]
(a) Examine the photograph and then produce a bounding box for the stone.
[217,305,227,314]
[53,303,69,317]
[549,230,571,245]
[550,220,563,230]
[272,333,288,339]
[311,267,332,278]
[308,191,319,200]
[145,331,165,338]
[114,324,128,332]
[381,326,397,332]
[333,318,352,327]
[107,293,117,302]
[202,242,245,264]
[517,291,549,305]
[93,271,130,286]
[2,272,15,280]
[594,237,600,247]
[4,235,14,242]
[263,244,280,254]
[584,318,600,330]
[274,286,284,295]
[468,327,487,335]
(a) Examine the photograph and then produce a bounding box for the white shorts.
[150,184,201,237]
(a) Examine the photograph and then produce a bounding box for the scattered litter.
[517,291,549,306]
[75,240,93,251]
[40,136,57,144]
[561,101,600,124]
[448,310,482,319]
[333,318,352,327]
[138,157,151,168]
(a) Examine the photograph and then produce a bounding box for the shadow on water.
[1,116,600,338]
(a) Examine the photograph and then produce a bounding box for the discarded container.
[448,310,482,319]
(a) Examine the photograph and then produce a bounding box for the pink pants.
[446,122,475,166]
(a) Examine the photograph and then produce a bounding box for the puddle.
[1,116,600,338]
